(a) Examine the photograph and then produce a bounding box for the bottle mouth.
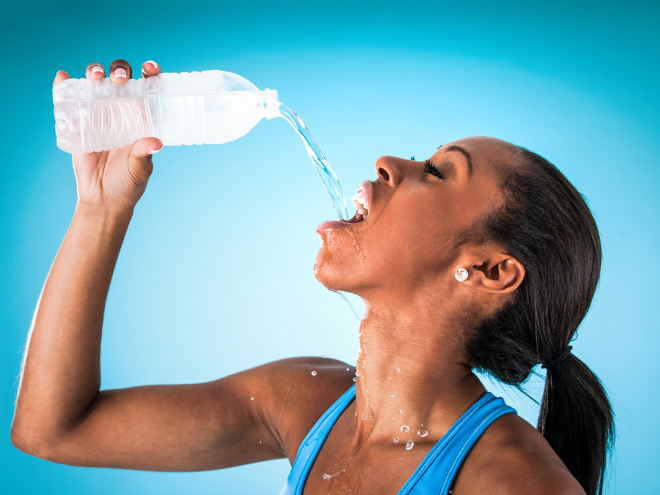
[261,88,280,119]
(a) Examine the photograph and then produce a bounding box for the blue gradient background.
[2,1,658,493]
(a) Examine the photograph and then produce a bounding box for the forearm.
[12,202,133,445]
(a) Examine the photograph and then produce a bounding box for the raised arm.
[11,59,165,463]
[11,59,354,472]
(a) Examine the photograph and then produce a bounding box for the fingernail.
[91,65,104,74]
[114,67,127,79]
[146,60,159,69]
[147,148,161,155]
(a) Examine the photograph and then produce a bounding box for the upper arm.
[39,370,281,471]
[29,357,355,472]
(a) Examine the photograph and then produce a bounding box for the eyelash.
[423,159,446,180]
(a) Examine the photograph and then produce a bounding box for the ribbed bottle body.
[53,70,279,154]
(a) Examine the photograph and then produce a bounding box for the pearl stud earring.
[455,268,468,282]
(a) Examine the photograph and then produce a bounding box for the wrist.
[73,201,134,233]
[75,200,134,217]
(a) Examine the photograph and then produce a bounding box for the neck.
[351,302,486,447]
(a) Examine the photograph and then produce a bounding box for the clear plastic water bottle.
[52,70,280,154]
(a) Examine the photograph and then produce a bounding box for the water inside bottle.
[277,104,349,220]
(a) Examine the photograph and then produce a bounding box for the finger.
[53,70,70,87]
[85,63,106,81]
[109,59,132,84]
[141,60,161,78]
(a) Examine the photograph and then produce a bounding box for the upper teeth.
[351,186,369,217]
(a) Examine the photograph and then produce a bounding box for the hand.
[54,59,163,212]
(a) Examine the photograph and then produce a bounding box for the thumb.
[132,137,163,161]
[127,137,162,182]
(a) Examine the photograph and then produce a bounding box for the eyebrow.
[443,145,473,177]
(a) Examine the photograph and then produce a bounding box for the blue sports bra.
[280,385,515,495]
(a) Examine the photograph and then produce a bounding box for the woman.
[11,59,614,495]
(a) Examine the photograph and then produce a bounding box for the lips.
[316,180,373,234]
[351,181,370,216]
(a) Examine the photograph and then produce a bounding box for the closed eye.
[423,159,446,180]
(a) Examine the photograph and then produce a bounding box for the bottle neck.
[261,89,280,119]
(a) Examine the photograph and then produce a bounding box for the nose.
[375,156,407,187]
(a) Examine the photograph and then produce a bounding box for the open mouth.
[317,180,372,233]
[343,181,371,224]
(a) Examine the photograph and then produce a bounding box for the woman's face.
[314,137,517,300]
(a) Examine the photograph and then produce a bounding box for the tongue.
[342,212,365,223]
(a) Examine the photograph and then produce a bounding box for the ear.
[456,248,525,294]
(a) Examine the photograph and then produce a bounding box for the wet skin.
[12,60,584,494]
[307,138,582,494]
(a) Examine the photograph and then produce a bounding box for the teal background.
[1,0,658,493]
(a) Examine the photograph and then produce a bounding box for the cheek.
[372,206,460,277]
[357,224,449,288]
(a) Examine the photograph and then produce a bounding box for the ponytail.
[539,354,614,495]
[462,143,615,495]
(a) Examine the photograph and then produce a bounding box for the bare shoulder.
[452,412,586,494]
[239,356,355,463]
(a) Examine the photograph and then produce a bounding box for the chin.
[313,252,341,291]
[314,226,372,293]
[313,250,368,295]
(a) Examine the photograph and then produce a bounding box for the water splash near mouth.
[279,105,363,334]
[277,104,349,220]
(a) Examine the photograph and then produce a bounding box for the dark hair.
[464,146,614,495]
